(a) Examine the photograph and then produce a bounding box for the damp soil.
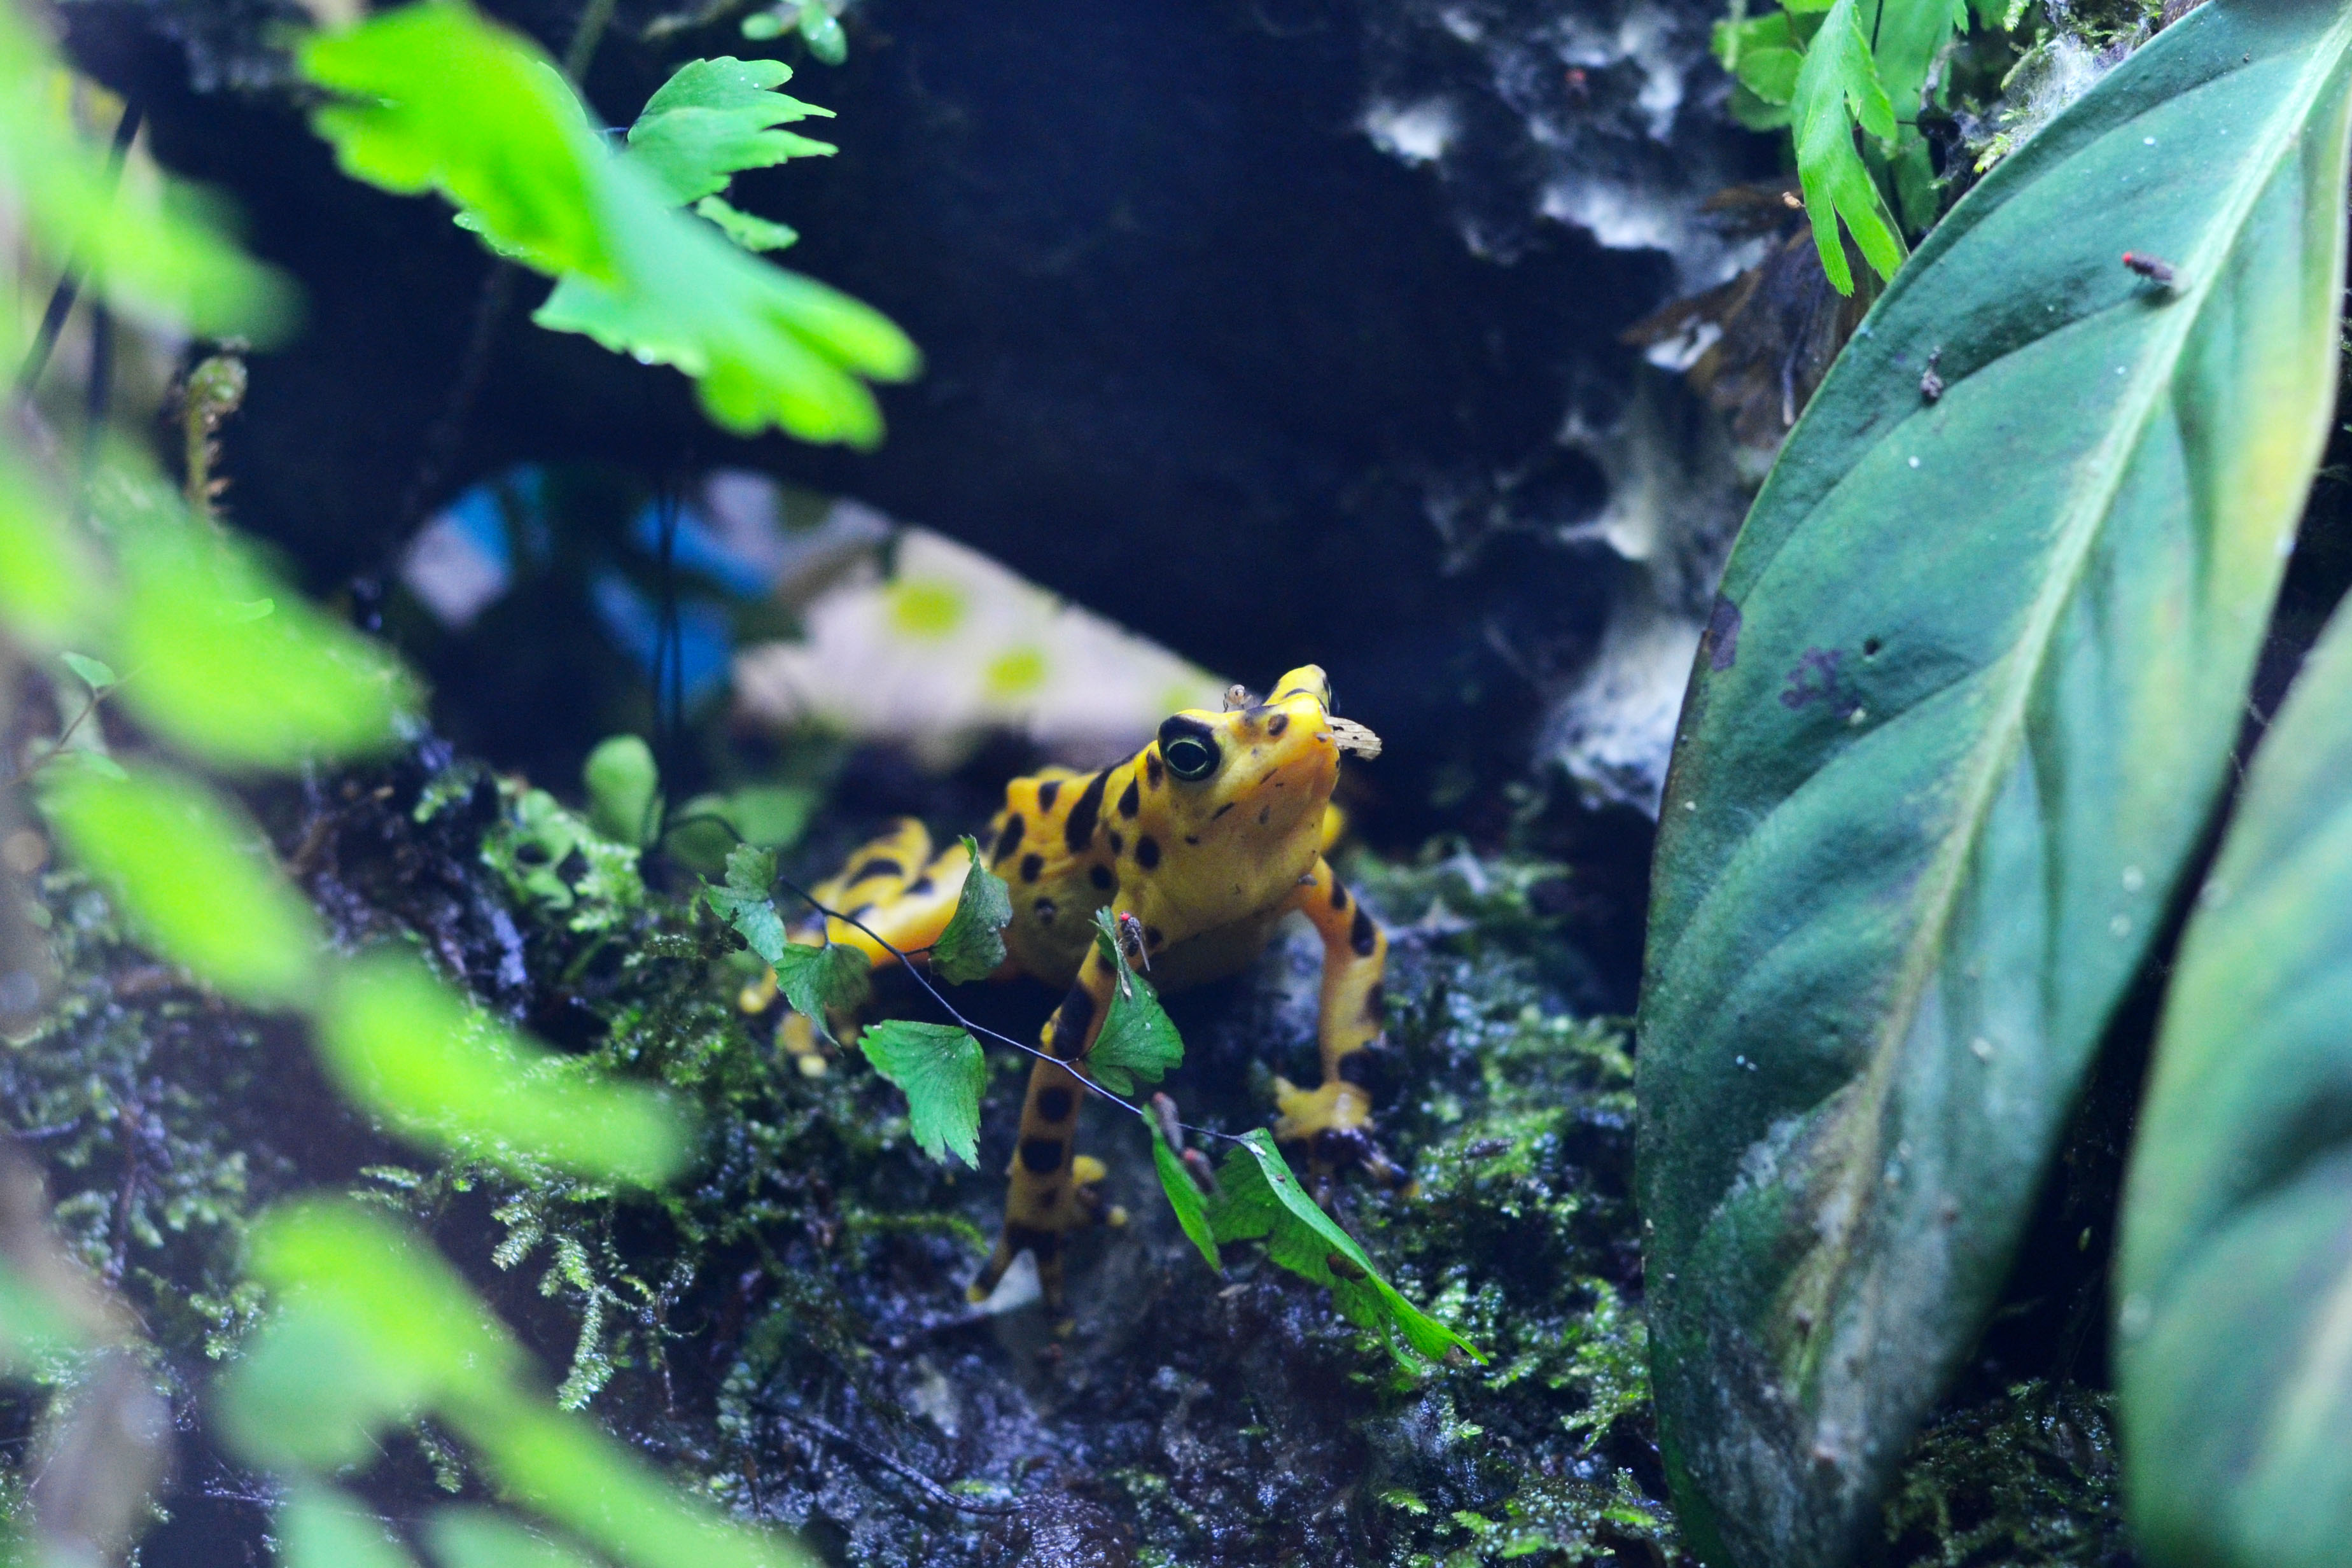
[0,738,2134,1568]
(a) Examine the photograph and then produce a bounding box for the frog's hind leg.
[970,946,1121,1312]
[748,822,972,1070]
[1273,855,1410,1193]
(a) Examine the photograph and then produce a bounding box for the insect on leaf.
[1150,1120,1221,1274]
[1637,4,2352,1563]
[1207,1130,1478,1367]
[859,1019,984,1168]
[929,835,1012,984]
[1084,907,1183,1097]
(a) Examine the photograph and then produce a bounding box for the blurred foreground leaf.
[858,1019,983,1168]
[1208,1130,1478,1367]
[227,1204,813,1568]
[298,0,610,278]
[221,1201,518,1469]
[2117,598,2352,1568]
[1637,3,2352,1562]
[428,1508,599,1568]
[44,764,321,1007]
[0,0,291,338]
[298,3,916,445]
[280,1488,427,1568]
[104,475,412,767]
[0,456,99,646]
[318,955,690,1185]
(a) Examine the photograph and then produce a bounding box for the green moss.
[1877,1381,2126,1567]
[1,756,2132,1568]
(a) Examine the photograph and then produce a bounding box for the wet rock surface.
[0,747,2132,1566]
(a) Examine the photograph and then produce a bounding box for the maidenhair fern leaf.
[626,57,836,207]
[1790,0,1906,292]
[298,2,916,445]
[1150,1121,1221,1275]
[1084,909,1183,1097]
[929,836,1012,984]
[858,1019,985,1168]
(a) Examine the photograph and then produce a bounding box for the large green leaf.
[2115,598,2352,1568]
[1635,3,2352,1563]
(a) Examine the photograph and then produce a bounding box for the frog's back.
[984,764,1113,986]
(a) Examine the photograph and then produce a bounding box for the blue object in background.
[590,570,735,708]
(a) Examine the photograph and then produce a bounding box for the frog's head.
[1142,666,1378,865]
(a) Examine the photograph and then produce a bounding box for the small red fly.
[2122,251,2178,286]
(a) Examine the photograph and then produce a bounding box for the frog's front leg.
[1274,856,1409,1191]
[969,944,1122,1311]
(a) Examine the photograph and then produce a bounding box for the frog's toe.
[969,1154,1117,1309]
[1274,1077,1412,1193]
[1273,1075,1369,1140]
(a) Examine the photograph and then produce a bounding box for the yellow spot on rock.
[985,644,1049,697]
[887,577,965,638]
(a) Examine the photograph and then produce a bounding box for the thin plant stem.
[766,868,1243,1147]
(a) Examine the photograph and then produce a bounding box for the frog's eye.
[1158,717,1222,781]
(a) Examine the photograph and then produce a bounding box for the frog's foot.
[1274,1077,1413,1194]
[967,1155,1124,1311]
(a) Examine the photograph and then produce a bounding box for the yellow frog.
[752,666,1394,1307]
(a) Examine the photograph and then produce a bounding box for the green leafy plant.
[1715,0,1987,291]
[299,1,918,444]
[1639,1,2352,1563]
[703,850,1481,1364]
[0,4,914,1562]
